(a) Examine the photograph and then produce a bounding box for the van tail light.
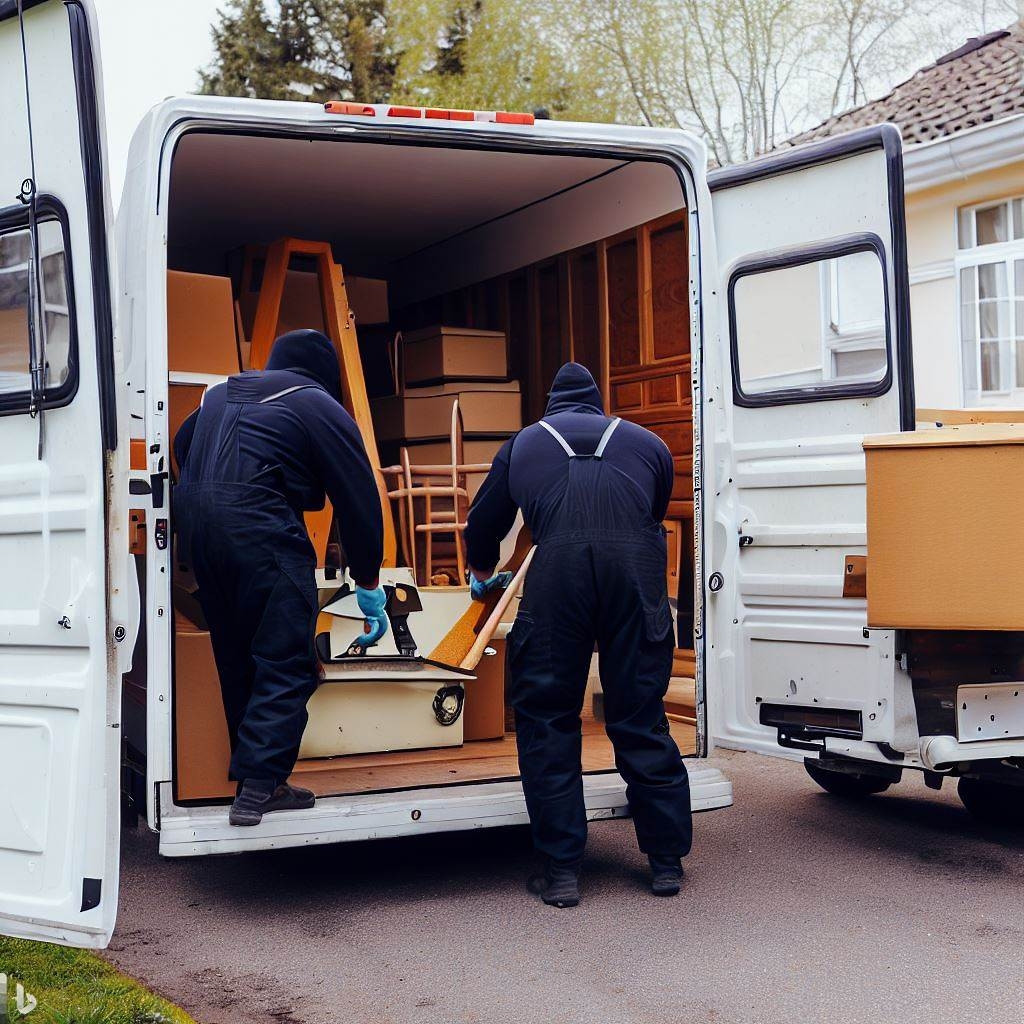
[324,101,376,116]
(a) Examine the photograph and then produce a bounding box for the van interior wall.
[161,132,696,803]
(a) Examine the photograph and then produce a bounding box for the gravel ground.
[104,750,1024,1024]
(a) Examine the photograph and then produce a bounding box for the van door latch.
[739,535,754,547]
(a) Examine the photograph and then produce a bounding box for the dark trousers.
[176,484,320,785]
[509,535,692,866]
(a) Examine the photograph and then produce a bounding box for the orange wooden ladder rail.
[247,237,397,568]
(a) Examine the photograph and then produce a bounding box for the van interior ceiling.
[149,130,698,805]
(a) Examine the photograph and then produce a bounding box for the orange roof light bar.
[324,102,535,125]
[324,101,375,116]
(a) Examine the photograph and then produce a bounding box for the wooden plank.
[291,719,697,798]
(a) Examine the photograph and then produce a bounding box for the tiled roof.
[783,21,1024,147]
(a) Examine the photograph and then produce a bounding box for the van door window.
[0,211,75,409]
[730,238,889,404]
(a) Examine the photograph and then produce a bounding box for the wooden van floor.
[289,716,696,798]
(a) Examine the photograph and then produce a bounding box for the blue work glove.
[355,584,389,646]
[470,570,512,602]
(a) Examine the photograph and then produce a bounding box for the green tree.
[200,0,397,103]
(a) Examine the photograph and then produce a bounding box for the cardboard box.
[167,271,240,375]
[173,611,234,801]
[865,423,1024,630]
[402,326,508,386]
[373,381,522,442]
[406,436,510,500]
[168,382,207,476]
[239,269,327,345]
[346,275,389,325]
[464,638,506,741]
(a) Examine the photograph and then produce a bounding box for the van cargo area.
[122,129,701,810]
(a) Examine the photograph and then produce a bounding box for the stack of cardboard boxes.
[372,325,522,499]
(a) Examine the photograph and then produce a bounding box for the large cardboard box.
[865,423,1024,630]
[167,270,240,375]
[373,381,522,442]
[346,275,389,324]
[402,326,508,385]
[173,611,234,801]
[463,639,506,741]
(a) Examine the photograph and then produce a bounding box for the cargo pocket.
[506,614,534,669]
[274,555,318,613]
[644,596,674,643]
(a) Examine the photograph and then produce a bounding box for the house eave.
[903,114,1024,193]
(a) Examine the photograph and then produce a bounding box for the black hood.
[544,362,605,416]
[265,329,342,401]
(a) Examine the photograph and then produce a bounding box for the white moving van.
[11,0,1017,954]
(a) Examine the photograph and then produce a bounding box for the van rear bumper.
[157,766,733,857]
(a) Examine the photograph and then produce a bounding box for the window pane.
[0,220,71,398]
[960,267,977,342]
[977,262,1009,341]
[1014,199,1023,241]
[957,207,974,249]
[980,340,1000,391]
[0,226,31,393]
[606,237,640,370]
[733,249,886,395]
[1016,340,1024,389]
[976,204,1008,246]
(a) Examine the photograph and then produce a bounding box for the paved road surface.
[105,751,1024,1024]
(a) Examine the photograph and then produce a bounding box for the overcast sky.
[93,0,222,200]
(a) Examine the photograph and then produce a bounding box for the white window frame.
[956,195,1024,407]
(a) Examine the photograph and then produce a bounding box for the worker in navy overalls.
[174,330,388,826]
[466,363,692,907]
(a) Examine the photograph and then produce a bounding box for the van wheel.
[804,759,893,798]
[957,778,1024,827]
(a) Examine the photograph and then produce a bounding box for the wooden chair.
[383,400,492,585]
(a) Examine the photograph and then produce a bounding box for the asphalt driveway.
[104,750,1024,1024]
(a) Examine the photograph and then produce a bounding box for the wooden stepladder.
[247,238,397,568]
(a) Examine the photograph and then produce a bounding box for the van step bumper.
[157,766,733,857]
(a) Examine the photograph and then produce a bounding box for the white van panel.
[0,0,127,948]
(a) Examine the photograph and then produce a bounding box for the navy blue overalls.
[174,330,384,787]
[507,415,692,868]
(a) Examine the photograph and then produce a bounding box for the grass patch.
[0,937,195,1024]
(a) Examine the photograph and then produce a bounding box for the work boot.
[528,860,581,908]
[229,780,316,826]
[648,854,684,896]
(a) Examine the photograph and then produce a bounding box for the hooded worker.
[174,329,387,826]
[465,362,692,907]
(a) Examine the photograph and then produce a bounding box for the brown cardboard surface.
[167,271,240,375]
[173,612,234,801]
[464,638,506,741]
[402,326,508,385]
[240,269,327,341]
[168,383,206,476]
[373,382,522,441]
[865,422,1024,449]
[866,441,1024,630]
[346,275,389,324]
[917,407,1024,426]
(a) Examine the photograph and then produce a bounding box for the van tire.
[804,759,893,798]
[957,778,1024,827]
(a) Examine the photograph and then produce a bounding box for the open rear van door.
[0,0,127,947]
[707,126,914,757]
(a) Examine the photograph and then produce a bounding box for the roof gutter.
[902,114,1024,192]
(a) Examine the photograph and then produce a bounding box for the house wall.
[906,158,1024,409]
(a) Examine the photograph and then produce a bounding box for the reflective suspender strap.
[538,419,578,457]
[259,384,317,404]
[593,417,622,459]
[538,416,622,459]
